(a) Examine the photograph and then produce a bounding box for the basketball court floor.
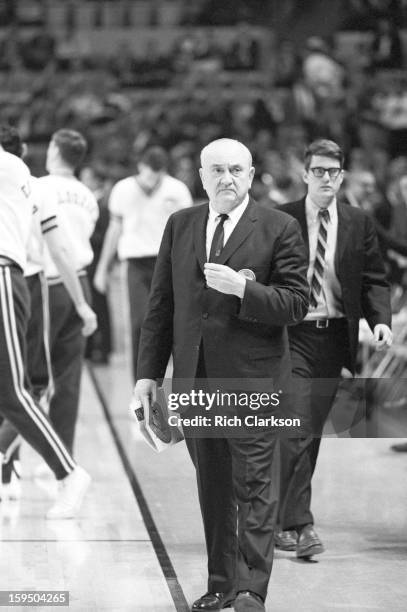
[0,350,406,612]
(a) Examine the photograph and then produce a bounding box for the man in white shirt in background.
[94,146,193,381]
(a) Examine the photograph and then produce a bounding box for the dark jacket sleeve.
[238,217,310,326]
[374,220,407,257]
[361,213,392,329]
[136,217,174,381]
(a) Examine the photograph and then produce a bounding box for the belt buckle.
[316,319,329,329]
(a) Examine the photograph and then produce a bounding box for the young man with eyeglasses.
[276,139,392,558]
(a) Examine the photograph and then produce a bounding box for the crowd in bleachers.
[2,1,407,294]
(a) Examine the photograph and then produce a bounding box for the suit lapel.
[193,204,209,274]
[294,198,310,259]
[216,198,257,265]
[194,199,258,270]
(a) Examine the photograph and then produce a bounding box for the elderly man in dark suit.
[276,139,392,559]
[134,138,309,612]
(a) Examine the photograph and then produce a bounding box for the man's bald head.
[200,139,253,168]
[199,139,255,214]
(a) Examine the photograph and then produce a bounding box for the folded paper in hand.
[130,387,184,452]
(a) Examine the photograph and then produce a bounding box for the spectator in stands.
[225,22,261,70]
[340,170,407,276]
[21,27,56,71]
[371,18,403,70]
[273,39,302,88]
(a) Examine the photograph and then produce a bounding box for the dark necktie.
[209,214,229,262]
[310,208,330,308]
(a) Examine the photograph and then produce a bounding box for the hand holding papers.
[130,381,184,452]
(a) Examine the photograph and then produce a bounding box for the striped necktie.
[209,214,229,262]
[310,208,330,308]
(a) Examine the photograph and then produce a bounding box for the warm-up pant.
[0,272,53,460]
[0,264,75,479]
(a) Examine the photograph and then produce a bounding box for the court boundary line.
[87,364,190,612]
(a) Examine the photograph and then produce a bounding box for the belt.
[301,318,347,329]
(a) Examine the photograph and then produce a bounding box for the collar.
[305,194,337,222]
[208,194,250,225]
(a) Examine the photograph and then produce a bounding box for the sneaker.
[46,466,91,520]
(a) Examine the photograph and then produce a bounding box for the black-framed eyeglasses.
[309,167,342,179]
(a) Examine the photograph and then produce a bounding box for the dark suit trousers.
[48,277,90,454]
[279,319,350,530]
[184,354,278,600]
[127,257,156,383]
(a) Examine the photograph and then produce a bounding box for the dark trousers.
[86,267,112,361]
[48,276,90,454]
[186,434,277,600]
[26,272,53,399]
[184,354,278,601]
[127,257,156,382]
[279,319,349,530]
[0,265,75,479]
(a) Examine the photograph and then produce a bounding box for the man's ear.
[302,169,309,185]
[21,143,28,160]
[199,168,204,186]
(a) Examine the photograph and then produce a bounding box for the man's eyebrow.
[209,163,244,169]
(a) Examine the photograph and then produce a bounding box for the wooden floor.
[1,354,407,611]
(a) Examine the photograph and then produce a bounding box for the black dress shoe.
[191,592,233,611]
[296,524,325,558]
[234,591,265,611]
[274,528,297,551]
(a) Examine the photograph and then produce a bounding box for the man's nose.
[220,170,233,184]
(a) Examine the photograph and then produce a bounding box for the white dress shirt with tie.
[205,195,249,260]
[304,195,344,320]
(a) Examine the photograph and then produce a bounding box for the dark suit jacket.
[280,198,392,373]
[137,198,309,391]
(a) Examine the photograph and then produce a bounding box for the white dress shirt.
[305,196,344,320]
[206,195,249,260]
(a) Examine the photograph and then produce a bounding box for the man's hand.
[373,324,393,351]
[76,303,98,337]
[133,379,157,419]
[94,267,108,294]
[204,263,246,298]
